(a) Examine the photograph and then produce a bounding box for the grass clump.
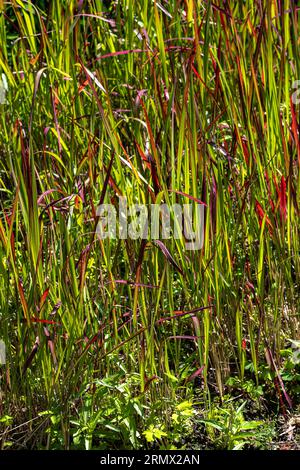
[0,0,299,450]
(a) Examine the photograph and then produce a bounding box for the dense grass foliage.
[0,0,299,449]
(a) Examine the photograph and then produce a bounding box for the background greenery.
[0,0,299,450]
